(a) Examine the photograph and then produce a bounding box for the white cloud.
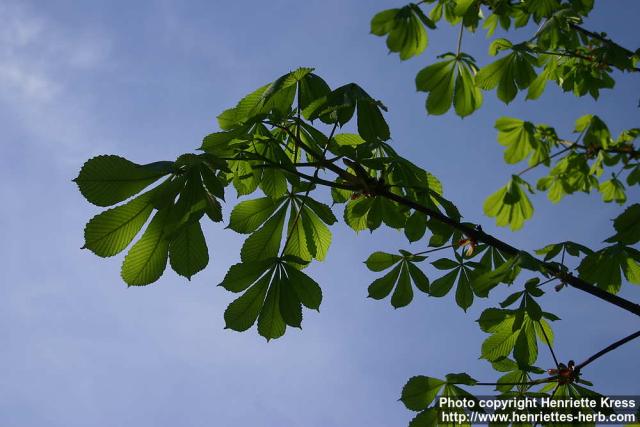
[0,1,113,165]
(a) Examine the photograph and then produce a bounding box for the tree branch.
[260,123,640,317]
[576,330,640,371]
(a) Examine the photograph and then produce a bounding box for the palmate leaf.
[606,204,640,245]
[216,68,315,130]
[475,43,539,104]
[536,153,596,203]
[599,178,627,204]
[577,245,640,293]
[494,117,541,164]
[365,251,429,308]
[484,175,534,230]
[370,5,434,60]
[221,259,322,340]
[307,83,390,142]
[415,53,482,117]
[80,154,225,286]
[344,196,407,232]
[478,305,556,368]
[74,155,173,207]
[401,376,446,411]
[471,255,521,298]
[402,374,480,427]
[429,252,481,311]
[535,240,592,261]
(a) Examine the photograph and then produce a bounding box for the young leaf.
[476,50,538,104]
[484,176,534,230]
[370,6,429,60]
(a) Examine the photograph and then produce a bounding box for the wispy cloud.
[0,1,113,166]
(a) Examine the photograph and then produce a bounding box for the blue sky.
[1,1,639,426]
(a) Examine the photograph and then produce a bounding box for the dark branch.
[576,330,640,371]
[260,125,640,318]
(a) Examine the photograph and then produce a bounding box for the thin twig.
[576,330,640,370]
[456,25,464,57]
[474,377,556,387]
[413,244,455,257]
[538,320,559,369]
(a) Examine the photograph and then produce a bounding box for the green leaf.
[283,264,323,310]
[472,256,520,297]
[279,275,302,328]
[83,192,154,257]
[476,50,538,104]
[481,315,519,361]
[407,262,430,294]
[404,212,427,242]
[455,267,474,311]
[535,241,592,261]
[365,251,402,272]
[333,133,366,146]
[299,73,332,120]
[445,372,477,385]
[357,97,390,142]
[578,245,640,293]
[408,409,438,427]
[371,6,429,60]
[240,205,287,262]
[514,320,538,366]
[415,58,456,115]
[366,256,431,306]
[484,176,534,230]
[432,258,459,270]
[301,207,332,261]
[300,197,338,225]
[368,264,402,299]
[429,269,458,297]
[495,117,538,164]
[391,264,413,308]
[224,272,271,332]
[121,209,171,286]
[257,274,286,340]
[259,168,287,199]
[282,204,312,263]
[344,197,372,232]
[219,260,274,292]
[454,60,483,117]
[606,204,640,245]
[599,178,627,204]
[401,376,446,411]
[74,155,173,207]
[169,221,209,280]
